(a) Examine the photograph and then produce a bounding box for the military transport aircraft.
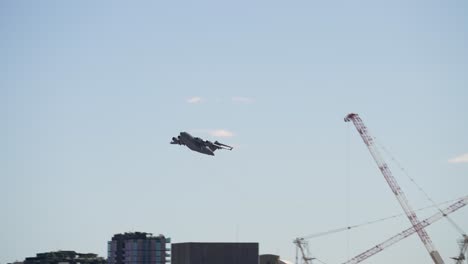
[170,132,233,156]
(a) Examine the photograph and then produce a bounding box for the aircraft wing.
[213,141,233,150]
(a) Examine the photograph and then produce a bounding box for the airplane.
[170,132,233,156]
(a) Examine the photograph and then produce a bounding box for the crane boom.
[343,195,468,264]
[344,113,444,264]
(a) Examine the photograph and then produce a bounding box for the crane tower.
[345,113,445,264]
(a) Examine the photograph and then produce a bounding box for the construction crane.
[343,195,468,264]
[452,235,468,264]
[344,113,445,264]
[293,238,315,264]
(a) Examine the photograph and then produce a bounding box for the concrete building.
[171,242,258,264]
[107,232,170,264]
[22,251,105,264]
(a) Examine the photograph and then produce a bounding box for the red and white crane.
[344,113,445,264]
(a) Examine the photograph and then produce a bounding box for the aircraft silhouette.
[170,132,233,156]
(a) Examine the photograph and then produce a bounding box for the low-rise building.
[171,242,258,264]
[260,254,293,264]
[22,251,105,264]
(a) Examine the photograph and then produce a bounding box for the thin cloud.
[209,129,235,138]
[232,96,254,104]
[191,129,236,138]
[187,96,203,104]
[448,153,468,164]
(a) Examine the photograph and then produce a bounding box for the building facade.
[107,232,170,264]
[171,242,258,264]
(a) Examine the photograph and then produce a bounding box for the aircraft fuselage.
[179,132,215,156]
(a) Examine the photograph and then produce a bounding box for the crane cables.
[377,139,466,236]
[345,119,351,260]
[297,196,462,240]
[313,257,330,264]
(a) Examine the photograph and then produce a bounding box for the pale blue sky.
[1,1,468,263]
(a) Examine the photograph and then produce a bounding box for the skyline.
[2,1,468,264]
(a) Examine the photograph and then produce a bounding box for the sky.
[1,1,468,263]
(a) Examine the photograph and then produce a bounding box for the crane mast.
[293,238,314,264]
[344,113,445,264]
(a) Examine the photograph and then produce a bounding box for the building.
[22,251,105,264]
[171,242,258,264]
[107,232,170,264]
[260,254,279,264]
[260,254,293,264]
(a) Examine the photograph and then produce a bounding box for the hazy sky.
[2,1,468,264]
